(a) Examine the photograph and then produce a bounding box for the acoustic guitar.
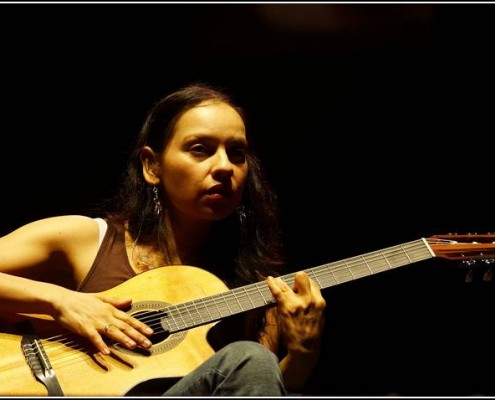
[1,233,494,396]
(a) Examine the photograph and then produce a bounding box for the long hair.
[105,82,285,287]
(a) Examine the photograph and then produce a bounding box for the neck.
[167,214,212,266]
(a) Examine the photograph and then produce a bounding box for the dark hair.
[106,82,285,287]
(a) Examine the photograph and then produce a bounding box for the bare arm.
[0,216,153,354]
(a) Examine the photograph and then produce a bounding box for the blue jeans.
[162,341,287,396]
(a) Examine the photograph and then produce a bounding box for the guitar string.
[49,236,468,349]
[33,239,439,350]
[158,239,434,332]
[25,239,436,366]
[25,238,486,371]
[27,239,431,369]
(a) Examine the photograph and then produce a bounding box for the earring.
[152,186,162,217]
[237,205,247,225]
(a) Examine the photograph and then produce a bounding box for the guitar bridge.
[21,334,64,396]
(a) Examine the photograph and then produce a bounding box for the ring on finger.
[104,324,113,334]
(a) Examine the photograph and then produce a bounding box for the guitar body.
[0,265,229,396]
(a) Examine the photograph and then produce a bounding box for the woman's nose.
[211,150,234,177]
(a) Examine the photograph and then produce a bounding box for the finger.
[293,271,311,295]
[104,323,112,335]
[101,322,144,350]
[267,276,290,298]
[104,314,154,350]
[307,279,327,313]
[88,329,111,355]
[278,277,293,295]
[91,293,154,349]
[115,309,154,336]
[118,321,153,349]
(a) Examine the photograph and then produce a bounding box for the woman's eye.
[229,148,247,163]
[190,144,208,155]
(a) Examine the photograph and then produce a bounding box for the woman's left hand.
[267,271,326,355]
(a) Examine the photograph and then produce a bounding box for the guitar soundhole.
[134,310,169,344]
[113,300,187,357]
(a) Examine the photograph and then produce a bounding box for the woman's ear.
[141,146,161,185]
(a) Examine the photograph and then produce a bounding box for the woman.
[0,82,326,396]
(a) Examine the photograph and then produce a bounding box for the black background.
[1,2,494,396]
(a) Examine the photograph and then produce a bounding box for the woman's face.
[159,100,249,223]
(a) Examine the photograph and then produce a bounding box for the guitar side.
[0,265,228,396]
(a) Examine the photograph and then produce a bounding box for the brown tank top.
[77,221,136,293]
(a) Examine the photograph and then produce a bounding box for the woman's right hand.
[51,289,154,355]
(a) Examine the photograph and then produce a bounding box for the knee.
[210,341,285,395]
[222,340,279,369]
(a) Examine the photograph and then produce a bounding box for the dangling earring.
[237,205,247,225]
[152,186,162,217]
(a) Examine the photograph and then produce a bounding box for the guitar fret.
[257,283,272,305]
[380,250,393,270]
[242,286,257,309]
[344,260,355,280]
[213,296,224,319]
[221,291,240,316]
[330,267,340,284]
[361,255,373,276]
[242,283,270,307]
[170,306,185,331]
[167,309,181,332]
[335,262,352,283]
[402,245,413,263]
[181,305,192,328]
[343,264,354,281]
[183,303,195,328]
[308,268,321,289]
[319,264,335,287]
[200,297,215,321]
[191,301,203,326]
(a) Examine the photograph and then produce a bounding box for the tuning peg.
[483,267,493,282]
[465,269,474,283]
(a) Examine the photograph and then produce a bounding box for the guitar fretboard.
[161,238,434,333]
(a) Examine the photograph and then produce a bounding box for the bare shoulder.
[6,215,100,246]
[0,215,103,283]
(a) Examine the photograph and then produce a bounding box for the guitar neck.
[163,238,434,334]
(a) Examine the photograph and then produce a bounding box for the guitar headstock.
[428,233,495,282]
